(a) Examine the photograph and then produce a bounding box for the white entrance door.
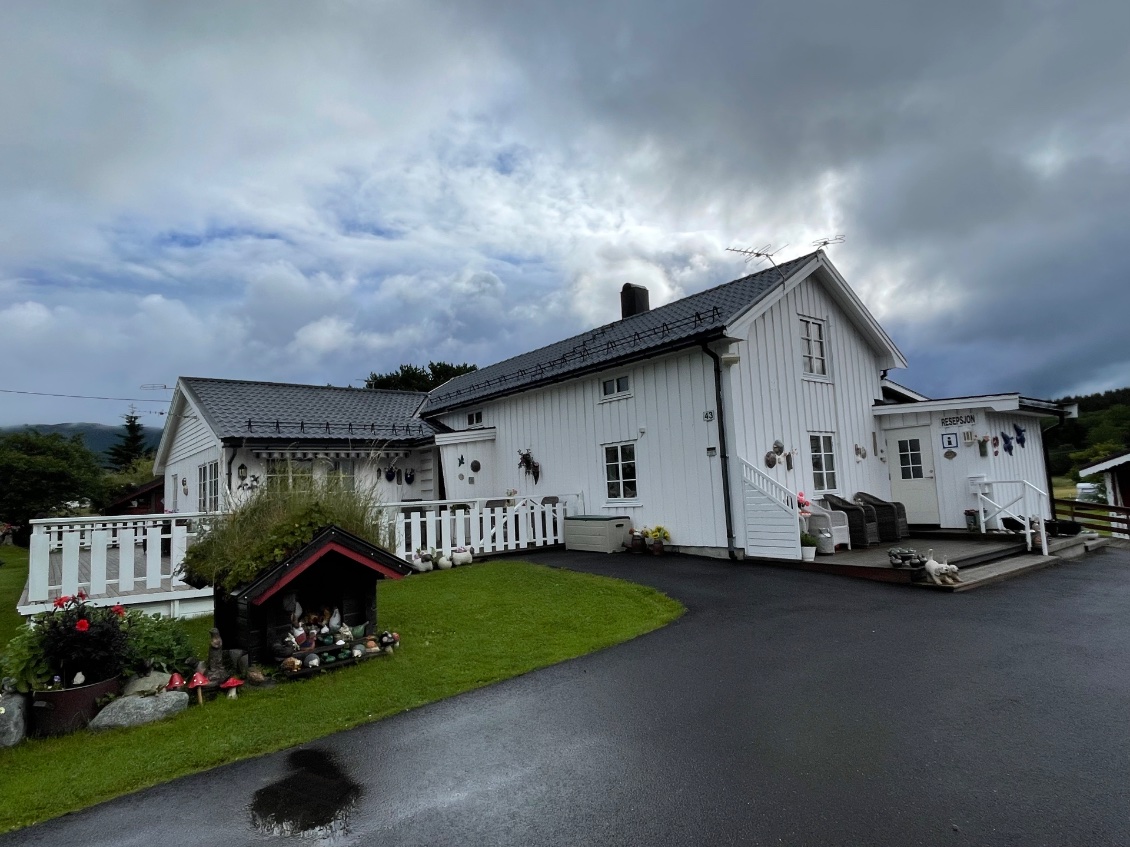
[886,427,941,524]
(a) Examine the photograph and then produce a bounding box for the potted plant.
[4,592,130,736]
[641,525,671,555]
[800,532,819,562]
[626,529,648,553]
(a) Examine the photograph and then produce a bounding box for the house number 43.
[703,411,715,421]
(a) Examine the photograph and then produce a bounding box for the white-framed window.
[604,442,638,499]
[601,375,631,398]
[809,433,837,492]
[265,458,314,490]
[197,461,220,512]
[800,317,828,377]
[467,410,483,427]
[897,438,925,480]
[320,458,356,491]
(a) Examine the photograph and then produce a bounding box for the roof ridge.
[429,250,820,394]
[181,376,426,398]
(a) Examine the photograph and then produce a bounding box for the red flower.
[53,597,67,609]
[112,604,126,617]
[75,619,90,632]
[77,590,87,600]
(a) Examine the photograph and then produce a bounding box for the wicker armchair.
[823,494,880,548]
[854,492,909,541]
[809,499,851,551]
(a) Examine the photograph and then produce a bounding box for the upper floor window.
[604,442,638,500]
[467,410,483,427]
[809,434,837,492]
[602,375,631,398]
[197,461,220,512]
[800,317,827,377]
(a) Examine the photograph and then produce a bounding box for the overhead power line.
[0,388,171,403]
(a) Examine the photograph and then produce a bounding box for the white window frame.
[800,316,829,378]
[197,460,220,512]
[265,458,314,491]
[319,457,356,491]
[467,410,483,427]
[603,441,639,503]
[809,433,838,493]
[600,374,632,401]
[897,437,926,480]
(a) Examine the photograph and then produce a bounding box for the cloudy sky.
[2,0,1128,426]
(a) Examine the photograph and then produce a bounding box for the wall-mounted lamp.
[237,463,248,480]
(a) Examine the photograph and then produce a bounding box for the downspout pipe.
[702,344,738,560]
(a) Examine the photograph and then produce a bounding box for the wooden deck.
[751,533,1031,585]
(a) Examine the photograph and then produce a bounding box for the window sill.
[603,500,642,508]
[802,374,833,384]
[598,393,633,404]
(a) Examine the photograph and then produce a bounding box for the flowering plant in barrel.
[27,592,128,689]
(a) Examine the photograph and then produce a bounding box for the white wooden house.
[20,250,1072,616]
[420,250,1068,559]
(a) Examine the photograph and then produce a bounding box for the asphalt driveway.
[6,547,1130,846]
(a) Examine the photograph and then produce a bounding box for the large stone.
[90,691,189,730]
[0,694,28,747]
[122,670,171,696]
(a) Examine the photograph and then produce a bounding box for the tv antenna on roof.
[811,234,846,249]
[726,243,789,279]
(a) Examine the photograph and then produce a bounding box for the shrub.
[180,471,392,592]
[122,611,193,674]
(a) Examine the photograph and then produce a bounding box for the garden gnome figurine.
[207,627,225,680]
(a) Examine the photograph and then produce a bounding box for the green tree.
[106,412,151,472]
[0,431,106,545]
[365,361,478,392]
[100,455,158,511]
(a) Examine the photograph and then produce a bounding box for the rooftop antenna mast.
[811,234,846,249]
[725,243,789,281]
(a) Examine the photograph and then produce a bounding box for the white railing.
[971,479,1050,556]
[23,513,214,614]
[386,495,577,559]
[741,461,800,516]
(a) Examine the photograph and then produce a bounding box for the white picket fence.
[388,496,576,559]
[20,513,215,617]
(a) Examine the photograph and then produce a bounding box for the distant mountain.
[0,422,163,464]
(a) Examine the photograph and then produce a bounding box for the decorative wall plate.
[765,451,777,469]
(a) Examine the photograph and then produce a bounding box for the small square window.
[602,375,631,397]
[467,410,483,426]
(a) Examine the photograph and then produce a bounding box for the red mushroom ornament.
[166,672,186,692]
[220,677,244,700]
[187,672,209,705]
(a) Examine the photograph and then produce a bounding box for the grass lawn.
[1052,475,1076,501]
[0,546,30,647]
[0,560,683,832]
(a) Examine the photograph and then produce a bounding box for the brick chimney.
[620,283,650,319]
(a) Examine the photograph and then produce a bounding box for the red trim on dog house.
[250,541,405,606]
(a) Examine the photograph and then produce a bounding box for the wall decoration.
[1000,432,1014,455]
[518,448,541,484]
[785,453,793,471]
[764,451,777,469]
[385,468,396,482]
[404,469,415,484]
[458,455,465,466]
[991,435,999,456]
[470,460,481,473]
[772,440,785,456]
[1013,424,1027,448]
[396,468,403,484]
[941,433,959,450]
[944,449,957,460]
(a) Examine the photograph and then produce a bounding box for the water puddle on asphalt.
[250,749,362,841]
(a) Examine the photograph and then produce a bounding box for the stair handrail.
[972,479,1049,556]
[740,459,799,518]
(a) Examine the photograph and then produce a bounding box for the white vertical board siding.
[880,408,1051,527]
[727,274,889,510]
[163,396,222,513]
[436,348,727,549]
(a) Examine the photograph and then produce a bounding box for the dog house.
[213,525,412,664]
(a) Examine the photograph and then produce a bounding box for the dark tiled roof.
[421,252,819,414]
[180,377,436,443]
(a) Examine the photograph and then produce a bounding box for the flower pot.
[630,536,647,554]
[650,540,664,556]
[800,547,816,562]
[31,676,121,737]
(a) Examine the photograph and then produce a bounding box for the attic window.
[800,317,827,377]
[602,376,630,397]
[467,410,483,427]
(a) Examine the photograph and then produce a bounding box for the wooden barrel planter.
[32,676,122,737]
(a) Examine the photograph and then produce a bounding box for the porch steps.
[913,553,1058,592]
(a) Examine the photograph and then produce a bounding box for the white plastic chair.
[809,499,851,551]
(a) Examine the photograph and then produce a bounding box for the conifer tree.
[106,413,150,472]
